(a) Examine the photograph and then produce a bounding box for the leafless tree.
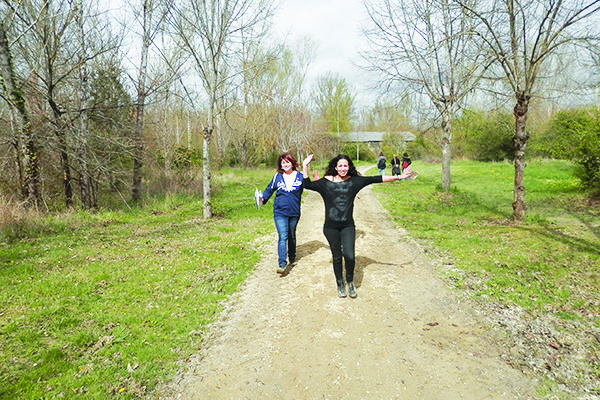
[265,40,315,156]
[4,0,122,208]
[123,0,174,203]
[458,0,600,220]
[75,0,92,208]
[362,0,489,189]
[0,22,39,205]
[131,0,154,203]
[168,0,275,218]
[228,39,314,166]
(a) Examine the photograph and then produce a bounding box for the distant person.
[260,153,304,275]
[391,154,401,177]
[302,153,416,298]
[376,152,386,175]
[401,152,412,173]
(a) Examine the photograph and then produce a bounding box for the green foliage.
[536,108,600,191]
[454,109,514,161]
[406,134,439,161]
[382,131,406,155]
[156,146,203,171]
[84,62,135,205]
[312,72,355,133]
[341,142,376,161]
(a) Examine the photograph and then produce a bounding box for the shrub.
[341,142,375,161]
[454,110,514,162]
[407,134,440,162]
[538,108,600,191]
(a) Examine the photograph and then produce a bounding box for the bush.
[454,110,514,162]
[341,142,376,161]
[538,108,600,191]
[407,134,439,162]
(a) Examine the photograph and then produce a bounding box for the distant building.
[342,131,416,160]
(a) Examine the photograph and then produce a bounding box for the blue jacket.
[262,171,304,217]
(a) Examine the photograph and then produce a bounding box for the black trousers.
[323,225,356,283]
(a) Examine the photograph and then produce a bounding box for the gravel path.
[157,178,537,400]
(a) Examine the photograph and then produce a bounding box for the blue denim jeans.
[273,215,299,267]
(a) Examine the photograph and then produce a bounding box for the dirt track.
[158,178,537,399]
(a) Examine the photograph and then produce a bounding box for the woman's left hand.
[303,154,314,166]
[399,166,417,180]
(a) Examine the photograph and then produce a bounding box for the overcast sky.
[271,0,376,105]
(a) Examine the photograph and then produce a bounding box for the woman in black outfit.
[302,154,415,298]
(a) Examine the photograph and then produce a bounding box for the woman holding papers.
[260,153,304,275]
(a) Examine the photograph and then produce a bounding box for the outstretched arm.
[381,166,417,182]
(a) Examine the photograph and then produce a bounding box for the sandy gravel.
[157,178,538,400]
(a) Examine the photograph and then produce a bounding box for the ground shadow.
[279,239,329,277]
[295,240,329,261]
[353,255,404,287]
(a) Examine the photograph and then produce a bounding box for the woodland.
[1,0,600,220]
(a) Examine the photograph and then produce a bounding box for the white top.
[282,171,298,191]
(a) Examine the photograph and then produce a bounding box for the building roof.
[342,131,416,142]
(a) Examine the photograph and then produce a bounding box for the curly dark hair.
[324,154,360,177]
[276,153,299,173]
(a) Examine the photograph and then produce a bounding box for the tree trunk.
[76,0,91,208]
[512,93,530,221]
[0,24,39,205]
[132,0,152,203]
[57,127,73,208]
[203,127,212,218]
[47,93,73,208]
[441,110,452,190]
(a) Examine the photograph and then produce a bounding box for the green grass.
[0,167,276,399]
[372,159,599,324]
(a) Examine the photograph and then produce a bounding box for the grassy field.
[1,159,598,399]
[372,159,599,321]
[0,167,276,399]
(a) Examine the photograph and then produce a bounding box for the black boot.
[336,280,347,298]
[347,281,357,298]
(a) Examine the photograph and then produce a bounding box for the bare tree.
[131,0,154,203]
[362,0,488,189]
[22,0,79,207]
[75,0,92,208]
[265,40,315,156]
[169,0,274,218]
[0,22,39,205]
[4,0,122,208]
[459,0,600,220]
[228,39,314,165]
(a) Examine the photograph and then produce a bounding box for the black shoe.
[337,280,347,298]
[347,282,357,298]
